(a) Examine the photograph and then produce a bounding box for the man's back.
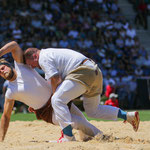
[39,48,87,80]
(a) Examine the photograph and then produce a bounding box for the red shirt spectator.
[105,81,115,98]
[105,93,119,108]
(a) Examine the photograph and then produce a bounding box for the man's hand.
[28,107,35,113]
[50,74,62,94]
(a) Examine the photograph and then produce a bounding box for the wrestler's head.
[24,48,40,69]
[0,59,16,81]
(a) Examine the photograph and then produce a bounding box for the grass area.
[0,110,150,122]
[0,113,37,121]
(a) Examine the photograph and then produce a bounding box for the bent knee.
[51,95,61,108]
[51,94,69,109]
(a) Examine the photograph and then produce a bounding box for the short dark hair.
[24,48,39,60]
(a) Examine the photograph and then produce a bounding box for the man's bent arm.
[0,98,14,141]
[50,74,62,94]
[0,41,23,63]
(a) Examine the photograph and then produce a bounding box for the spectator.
[101,56,112,70]
[29,0,42,12]
[68,27,79,39]
[125,37,135,48]
[128,78,137,109]
[115,35,124,49]
[44,11,53,22]
[105,80,116,98]
[135,0,148,29]
[59,36,69,48]
[51,37,58,48]
[115,76,128,109]
[12,26,22,42]
[135,67,144,77]
[126,25,136,38]
[105,93,119,108]
[31,16,42,29]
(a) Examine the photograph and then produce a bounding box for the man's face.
[26,58,39,69]
[111,97,116,101]
[0,65,12,80]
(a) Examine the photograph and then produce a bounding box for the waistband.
[80,59,89,65]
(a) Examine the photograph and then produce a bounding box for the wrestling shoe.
[125,111,140,132]
[50,131,76,143]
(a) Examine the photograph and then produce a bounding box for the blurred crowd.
[0,0,150,110]
[129,0,150,29]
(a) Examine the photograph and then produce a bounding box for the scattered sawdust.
[0,120,150,150]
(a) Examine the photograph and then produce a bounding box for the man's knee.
[51,94,69,109]
[51,95,60,108]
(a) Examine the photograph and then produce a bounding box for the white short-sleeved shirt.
[5,61,52,109]
[39,48,87,80]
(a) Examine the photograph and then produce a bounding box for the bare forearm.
[0,41,23,63]
[0,41,18,57]
[51,75,62,94]
[51,80,61,94]
[0,115,10,142]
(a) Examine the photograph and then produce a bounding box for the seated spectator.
[83,37,93,49]
[29,0,42,12]
[115,35,124,49]
[59,36,69,48]
[68,27,79,39]
[126,25,136,39]
[134,67,143,77]
[143,54,150,68]
[101,56,112,70]
[9,16,17,30]
[105,93,119,108]
[31,16,42,29]
[44,11,53,22]
[138,46,147,57]
[119,27,126,39]
[12,26,22,41]
[51,37,58,48]
[125,37,135,48]
[108,68,118,78]
[135,54,146,67]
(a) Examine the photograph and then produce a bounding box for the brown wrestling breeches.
[34,96,53,124]
[33,97,72,124]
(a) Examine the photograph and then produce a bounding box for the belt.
[80,58,98,75]
[80,59,89,65]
